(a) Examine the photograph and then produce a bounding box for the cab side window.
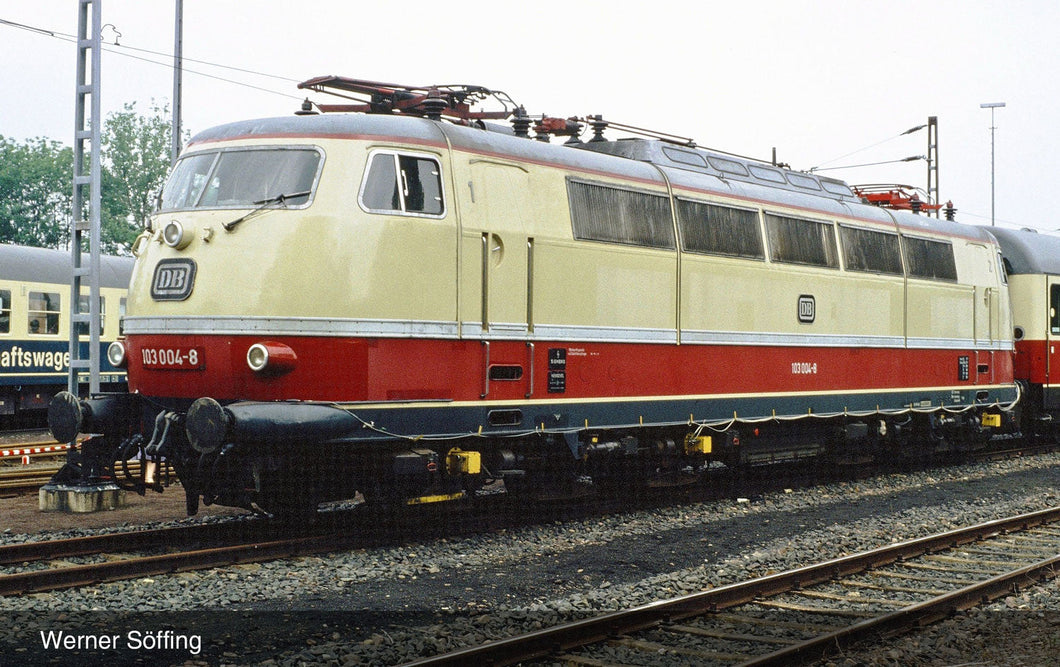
[359,152,444,216]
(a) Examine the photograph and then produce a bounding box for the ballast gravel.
[3,452,1060,666]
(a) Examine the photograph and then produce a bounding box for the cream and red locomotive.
[48,78,1019,515]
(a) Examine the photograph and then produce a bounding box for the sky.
[2,1,1057,231]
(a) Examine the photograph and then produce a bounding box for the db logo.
[151,259,197,301]
[797,295,815,323]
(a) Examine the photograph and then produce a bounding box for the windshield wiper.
[222,190,312,231]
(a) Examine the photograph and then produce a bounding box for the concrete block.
[39,483,126,513]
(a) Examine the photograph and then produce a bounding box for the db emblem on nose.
[151,258,197,301]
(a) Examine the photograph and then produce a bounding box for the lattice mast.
[69,0,103,395]
[926,116,939,218]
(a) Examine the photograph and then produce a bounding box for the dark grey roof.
[188,113,1003,247]
[0,244,133,288]
[987,227,1060,275]
[575,139,859,203]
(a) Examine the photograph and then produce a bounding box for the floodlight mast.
[980,102,1005,226]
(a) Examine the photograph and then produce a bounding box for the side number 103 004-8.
[141,347,204,369]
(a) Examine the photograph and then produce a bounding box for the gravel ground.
[2,452,1059,666]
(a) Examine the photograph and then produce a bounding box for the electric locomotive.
[48,78,1018,516]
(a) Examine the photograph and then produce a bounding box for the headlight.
[162,220,192,249]
[246,343,270,372]
[247,342,297,375]
[107,341,127,368]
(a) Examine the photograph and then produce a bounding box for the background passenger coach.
[48,78,1018,516]
[0,244,130,425]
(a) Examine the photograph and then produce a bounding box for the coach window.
[1051,285,1060,335]
[359,151,444,217]
[0,290,9,334]
[28,292,60,335]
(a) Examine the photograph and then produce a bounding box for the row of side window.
[568,178,958,282]
[353,153,957,283]
[0,291,122,336]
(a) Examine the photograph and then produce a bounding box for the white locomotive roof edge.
[187,113,999,245]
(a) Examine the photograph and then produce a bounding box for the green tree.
[100,101,176,252]
[0,101,178,253]
[0,135,73,247]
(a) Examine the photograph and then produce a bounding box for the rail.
[401,506,1060,666]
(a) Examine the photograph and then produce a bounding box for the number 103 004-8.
[141,347,203,369]
[791,362,817,374]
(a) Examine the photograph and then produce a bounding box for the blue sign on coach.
[151,258,197,301]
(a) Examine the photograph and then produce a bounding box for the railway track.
[0,499,509,597]
[0,461,144,496]
[0,466,61,495]
[404,506,1060,666]
[0,432,75,494]
[0,509,387,597]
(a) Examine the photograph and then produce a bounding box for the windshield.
[159,147,322,211]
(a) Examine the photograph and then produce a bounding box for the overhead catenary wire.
[809,123,928,172]
[0,16,303,102]
[812,155,926,172]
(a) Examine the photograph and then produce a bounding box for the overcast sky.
[2,1,1056,231]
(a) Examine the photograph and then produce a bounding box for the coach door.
[464,160,534,399]
[1047,281,1060,403]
